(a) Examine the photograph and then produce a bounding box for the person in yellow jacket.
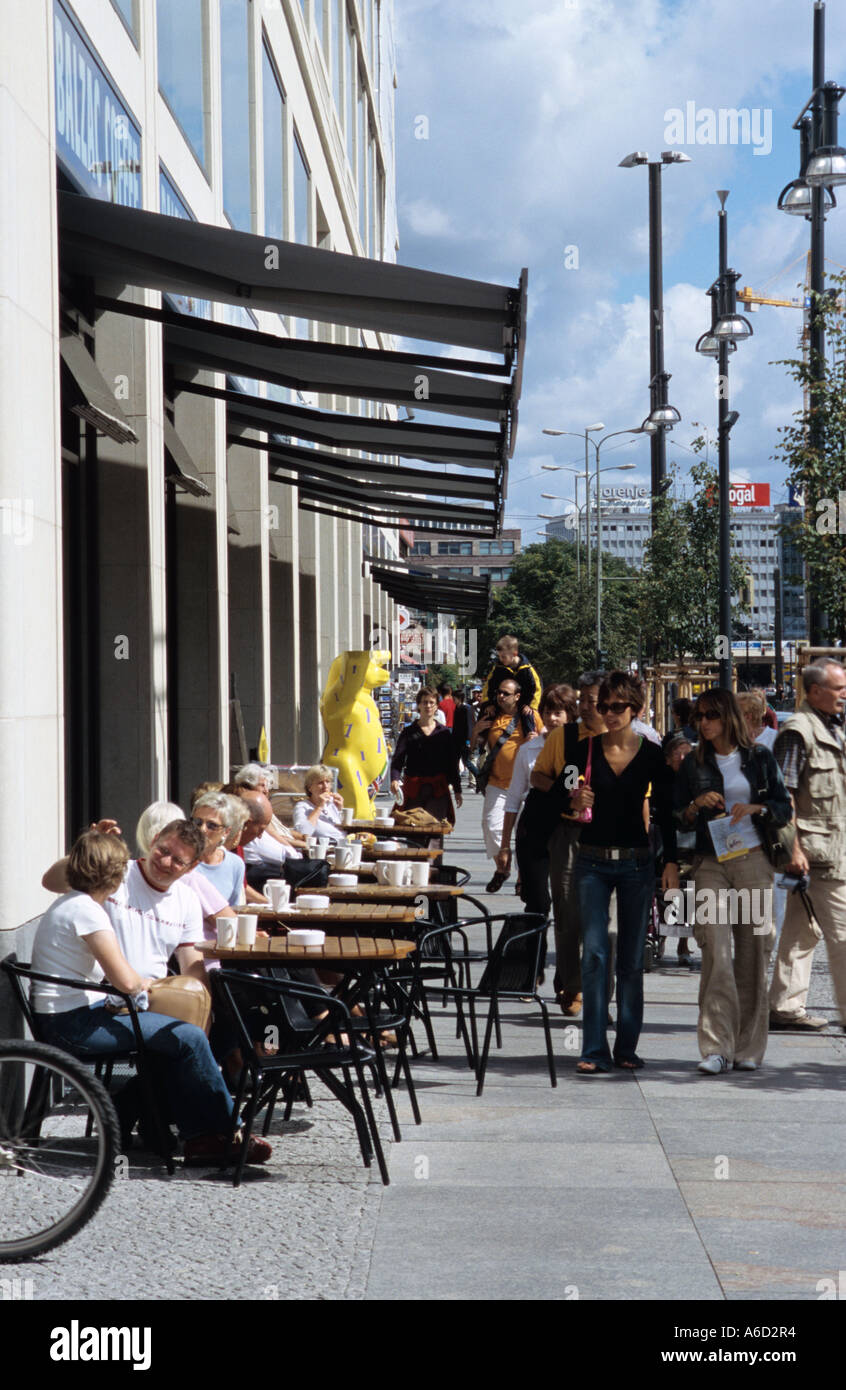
[480,635,541,737]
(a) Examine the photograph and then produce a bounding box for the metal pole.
[574,473,581,584]
[584,430,592,585]
[774,565,784,691]
[717,196,732,689]
[648,162,667,509]
[810,1,827,644]
[595,441,602,665]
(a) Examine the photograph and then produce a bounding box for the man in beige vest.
[769,658,846,1030]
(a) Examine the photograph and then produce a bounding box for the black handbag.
[758,817,797,871]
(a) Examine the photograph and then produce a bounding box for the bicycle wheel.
[0,1039,119,1261]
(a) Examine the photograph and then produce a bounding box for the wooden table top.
[358,846,440,862]
[295,883,463,902]
[241,902,422,923]
[197,937,416,964]
[349,820,452,835]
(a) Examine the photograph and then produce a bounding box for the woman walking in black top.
[390,686,462,823]
[569,672,679,1073]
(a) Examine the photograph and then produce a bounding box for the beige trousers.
[693,848,775,1065]
[768,869,846,1024]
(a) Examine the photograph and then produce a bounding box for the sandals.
[614,1056,645,1071]
[486,870,509,893]
[576,1060,611,1076]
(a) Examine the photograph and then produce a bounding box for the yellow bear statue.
[320,649,391,820]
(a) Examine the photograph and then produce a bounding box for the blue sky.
[393,0,846,537]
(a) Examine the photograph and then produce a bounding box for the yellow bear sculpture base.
[320,649,391,821]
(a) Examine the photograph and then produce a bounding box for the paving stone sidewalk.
[4,790,843,1302]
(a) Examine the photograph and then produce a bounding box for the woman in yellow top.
[473,676,543,891]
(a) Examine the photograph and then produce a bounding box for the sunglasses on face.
[498,689,519,698]
[193,818,223,832]
[695,710,721,722]
[596,701,631,715]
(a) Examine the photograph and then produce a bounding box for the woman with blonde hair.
[292,765,346,841]
[674,688,792,1074]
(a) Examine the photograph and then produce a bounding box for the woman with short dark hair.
[568,672,679,1073]
[389,685,462,823]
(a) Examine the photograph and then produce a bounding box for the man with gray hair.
[769,658,846,1030]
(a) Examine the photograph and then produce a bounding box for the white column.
[0,0,62,930]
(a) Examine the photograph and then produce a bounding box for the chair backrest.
[212,969,344,1056]
[476,914,547,997]
[1,955,40,1037]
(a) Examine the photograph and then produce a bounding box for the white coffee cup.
[379,839,400,853]
[313,838,330,859]
[377,860,410,887]
[408,861,430,887]
[340,807,354,826]
[237,914,257,948]
[333,843,356,869]
[267,881,291,911]
[216,917,237,949]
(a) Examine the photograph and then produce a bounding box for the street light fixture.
[695,190,754,688]
[778,4,845,643]
[619,149,690,513]
[541,424,604,584]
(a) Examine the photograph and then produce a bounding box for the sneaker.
[769,1011,828,1032]
[733,1059,757,1071]
[183,1133,272,1167]
[697,1054,730,1075]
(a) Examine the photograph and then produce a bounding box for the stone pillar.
[297,506,322,755]
[0,0,63,931]
[268,480,299,761]
[227,431,268,765]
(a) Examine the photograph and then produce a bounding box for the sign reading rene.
[54,0,141,207]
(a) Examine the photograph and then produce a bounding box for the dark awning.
[163,417,211,498]
[368,562,492,617]
[59,330,138,444]
[178,378,507,470]
[59,190,527,356]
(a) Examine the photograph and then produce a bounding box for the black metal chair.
[211,970,391,1187]
[1,955,176,1173]
[410,914,556,1095]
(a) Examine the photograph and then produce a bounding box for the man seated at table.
[40,819,271,1166]
[234,787,307,894]
[233,763,309,853]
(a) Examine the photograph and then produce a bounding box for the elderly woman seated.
[292,764,346,842]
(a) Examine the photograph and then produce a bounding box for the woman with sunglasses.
[569,672,679,1074]
[674,689,792,1074]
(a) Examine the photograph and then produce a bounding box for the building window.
[157,0,207,169]
[111,0,137,39]
[331,0,342,115]
[314,0,325,46]
[501,541,514,554]
[411,541,431,555]
[345,10,356,166]
[358,76,367,247]
[263,44,286,241]
[221,0,251,230]
[293,131,310,244]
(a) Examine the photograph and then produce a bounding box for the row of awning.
[57,188,527,608]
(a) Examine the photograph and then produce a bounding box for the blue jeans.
[38,1004,234,1141]
[575,853,655,1068]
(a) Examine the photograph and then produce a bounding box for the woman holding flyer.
[674,689,792,1075]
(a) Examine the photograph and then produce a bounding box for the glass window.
[479,542,490,555]
[346,11,355,165]
[293,131,310,244]
[111,0,136,37]
[263,44,285,241]
[358,78,367,246]
[157,0,207,169]
[501,541,515,554]
[412,541,431,555]
[370,0,378,72]
[314,0,325,46]
[220,0,251,230]
[331,1,341,115]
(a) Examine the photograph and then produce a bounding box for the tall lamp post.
[539,461,637,582]
[619,149,690,514]
[777,0,846,645]
[696,190,753,690]
[542,424,604,581]
[591,432,651,666]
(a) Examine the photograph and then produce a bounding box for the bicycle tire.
[0,1038,120,1261]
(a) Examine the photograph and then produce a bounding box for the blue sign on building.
[54,0,141,207]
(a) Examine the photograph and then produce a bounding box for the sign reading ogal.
[54,0,141,207]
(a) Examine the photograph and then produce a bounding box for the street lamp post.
[696,190,753,690]
[777,1,846,645]
[542,425,603,582]
[619,149,690,513]
[541,462,637,583]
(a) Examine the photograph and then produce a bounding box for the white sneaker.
[697,1054,730,1075]
[733,1059,757,1071]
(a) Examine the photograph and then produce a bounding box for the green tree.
[426,661,460,690]
[474,537,641,684]
[639,458,748,662]
[773,271,846,640]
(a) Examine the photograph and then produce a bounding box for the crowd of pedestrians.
[450,637,846,1076]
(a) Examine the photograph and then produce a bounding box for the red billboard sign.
[729,482,770,507]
